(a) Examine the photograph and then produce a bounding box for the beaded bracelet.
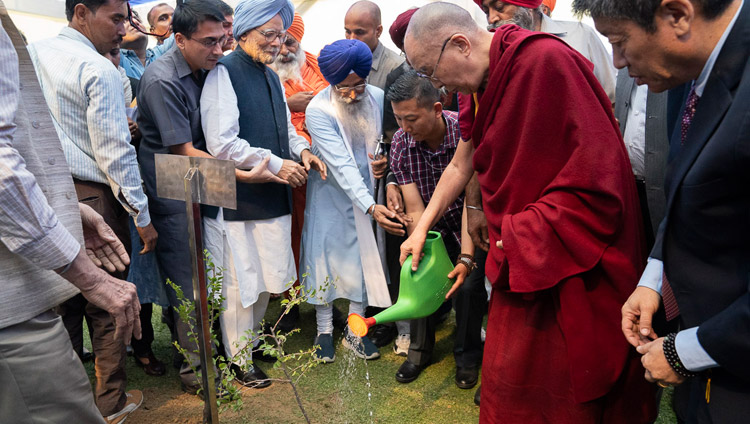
[663,333,697,379]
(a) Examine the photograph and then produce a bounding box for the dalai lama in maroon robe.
[400,2,658,423]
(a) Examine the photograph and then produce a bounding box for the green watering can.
[348,231,455,337]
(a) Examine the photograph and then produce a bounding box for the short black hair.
[572,0,734,31]
[386,69,441,109]
[215,0,234,17]
[65,0,109,21]
[172,0,226,39]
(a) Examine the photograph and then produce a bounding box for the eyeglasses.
[191,35,228,48]
[415,34,456,83]
[334,83,367,94]
[254,28,288,44]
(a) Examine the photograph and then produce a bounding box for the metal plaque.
[155,154,237,210]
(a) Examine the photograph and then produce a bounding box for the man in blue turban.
[233,0,294,41]
[301,39,410,364]
[200,0,326,389]
[318,39,373,88]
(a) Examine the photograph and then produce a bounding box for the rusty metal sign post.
[155,154,236,424]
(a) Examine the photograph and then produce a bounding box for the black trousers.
[407,241,487,368]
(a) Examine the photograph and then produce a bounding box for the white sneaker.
[481,327,486,343]
[105,389,143,424]
[393,334,410,356]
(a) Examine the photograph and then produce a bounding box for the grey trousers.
[0,311,105,424]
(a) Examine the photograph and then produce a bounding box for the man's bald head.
[406,2,481,47]
[344,0,383,51]
[346,1,381,26]
[404,2,489,94]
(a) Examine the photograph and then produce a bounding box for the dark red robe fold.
[471,26,657,423]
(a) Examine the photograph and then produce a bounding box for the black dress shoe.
[276,304,300,333]
[231,363,272,389]
[395,360,424,384]
[254,350,278,363]
[181,381,229,400]
[135,352,167,376]
[455,365,478,389]
[368,324,396,348]
[474,385,481,406]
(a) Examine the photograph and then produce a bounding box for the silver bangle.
[465,205,483,211]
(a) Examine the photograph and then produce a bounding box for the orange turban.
[287,12,304,42]
[542,0,556,11]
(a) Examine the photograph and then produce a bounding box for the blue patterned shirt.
[28,27,150,227]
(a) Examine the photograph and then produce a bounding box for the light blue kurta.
[301,86,384,305]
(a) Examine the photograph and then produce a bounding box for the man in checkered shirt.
[388,70,486,389]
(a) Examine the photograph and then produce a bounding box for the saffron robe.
[283,52,328,274]
[472,26,657,423]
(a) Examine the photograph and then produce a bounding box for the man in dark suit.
[575,0,750,422]
[614,70,668,250]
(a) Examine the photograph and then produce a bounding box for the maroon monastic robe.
[471,26,657,423]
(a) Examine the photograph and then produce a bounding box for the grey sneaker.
[314,333,335,363]
[393,333,410,356]
[105,389,143,424]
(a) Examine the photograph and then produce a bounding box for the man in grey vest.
[0,8,142,423]
[200,0,326,388]
[614,71,668,251]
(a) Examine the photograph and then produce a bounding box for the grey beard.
[488,6,534,31]
[271,47,306,83]
[333,94,378,156]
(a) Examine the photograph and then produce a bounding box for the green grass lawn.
[83,301,677,423]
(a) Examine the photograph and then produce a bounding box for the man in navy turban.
[199,0,326,390]
[301,40,410,364]
[318,39,373,88]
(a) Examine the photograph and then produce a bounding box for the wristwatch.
[457,254,476,274]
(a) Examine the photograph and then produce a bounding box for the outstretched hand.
[236,156,288,185]
[301,149,327,180]
[79,203,130,273]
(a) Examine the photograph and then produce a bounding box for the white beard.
[271,47,306,84]
[333,93,378,156]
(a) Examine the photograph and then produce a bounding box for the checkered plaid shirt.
[391,111,464,247]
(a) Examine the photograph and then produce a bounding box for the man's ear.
[73,3,91,26]
[433,101,443,118]
[657,0,694,38]
[452,34,472,57]
[175,32,187,49]
[376,24,383,39]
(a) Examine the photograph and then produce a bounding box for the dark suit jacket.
[614,70,669,235]
[652,3,750,421]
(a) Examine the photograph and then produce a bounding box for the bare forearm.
[464,172,482,207]
[461,205,475,256]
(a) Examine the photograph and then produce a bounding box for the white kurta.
[199,60,304,359]
[301,86,391,308]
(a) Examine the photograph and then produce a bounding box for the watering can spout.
[347,231,454,337]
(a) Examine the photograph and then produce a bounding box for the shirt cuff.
[133,207,151,228]
[268,155,284,175]
[386,181,399,187]
[675,327,719,371]
[14,220,82,270]
[637,258,663,294]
